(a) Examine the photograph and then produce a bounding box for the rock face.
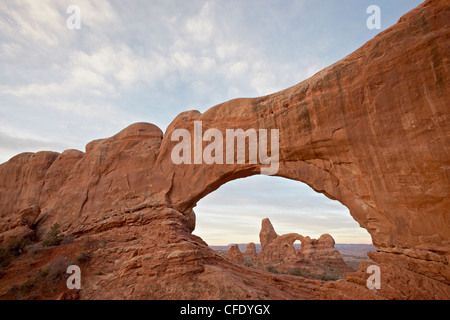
[259,218,303,263]
[227,244,244,263]
[259,219,279,251]
[244,243,258,260]
[0,0,449,300]
[300,234,352,273]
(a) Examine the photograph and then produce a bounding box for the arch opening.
[193,175,374,280]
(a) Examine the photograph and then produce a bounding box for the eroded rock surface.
[259,218,303,263]
[244,243,258,261]
[227,244,244,264]
[0,0,449,300]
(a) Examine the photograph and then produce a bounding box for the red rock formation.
[258,219,351,275]
[259,218,278,251]
[259,218,304,263]
[227,244,244,263]
[300,234,353,273]
[244,242,258,260]
[0,0,449,300]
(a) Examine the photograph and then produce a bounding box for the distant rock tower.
[227,244,244,263]
[244,242,258,260]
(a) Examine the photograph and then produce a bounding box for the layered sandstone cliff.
[0,0,449,300]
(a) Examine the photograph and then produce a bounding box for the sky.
[0,0,423,245]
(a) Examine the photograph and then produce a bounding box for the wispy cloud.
[0,131,66,162]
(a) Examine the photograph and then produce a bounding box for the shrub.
[7,237,30,256]
[288,267,341,281]
[0,247,11,270]
[38,268,49,278]
[27,244,43,256]
[7,284,19,297]
[46,256,72,283]
[289,267,305,277]
[289,267,313,278]
[20,278,37,296]
[75,252,89,265]
[266,266,279,274]
[61,235,75,245]
[43,223,62,247]
[317,270,341,281]
[0,237,31,276]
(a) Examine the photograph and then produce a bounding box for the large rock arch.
[0,0,448,299]
[154,0,449,255]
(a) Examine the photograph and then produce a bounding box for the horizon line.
[208,242,374,246]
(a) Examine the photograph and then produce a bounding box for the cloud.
[0,1,62,47]
[0,131,67,163]
[1,0,322,130]
[185,2,214,42]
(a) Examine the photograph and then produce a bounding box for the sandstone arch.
[154,0,450,257]
[0,0,448,299]
[259,218,305,263]
[257,218,353,277]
